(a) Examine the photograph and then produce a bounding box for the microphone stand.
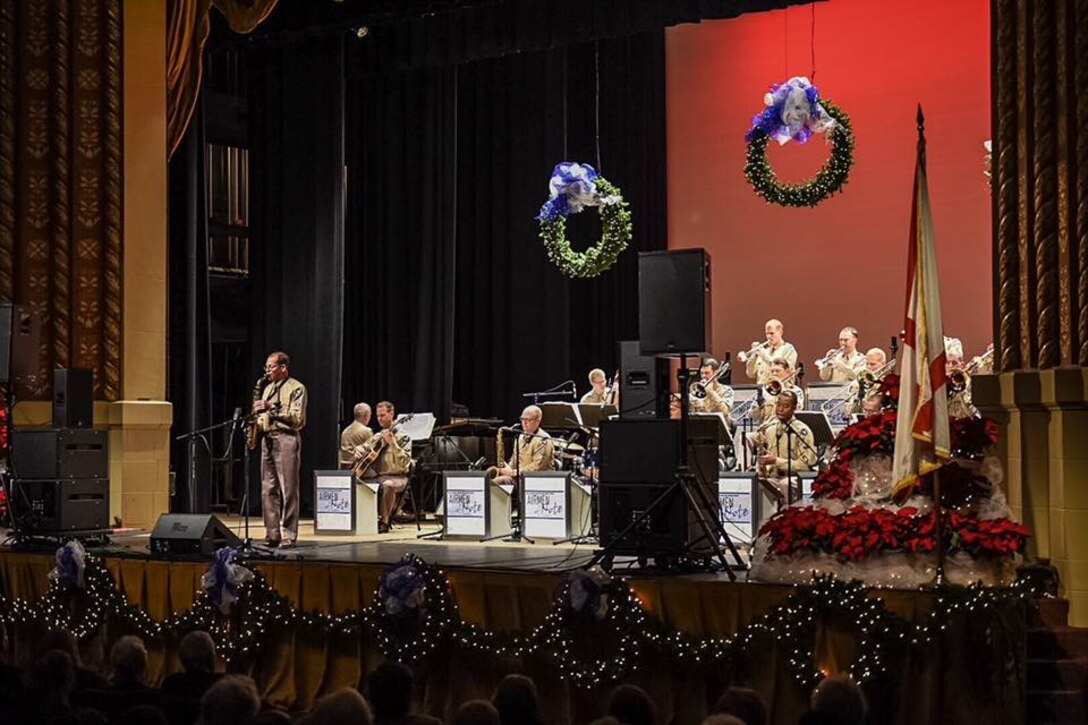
[481,427,543,543]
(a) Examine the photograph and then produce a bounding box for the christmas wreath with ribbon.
[537,162,631,278]
[744,77,855,207]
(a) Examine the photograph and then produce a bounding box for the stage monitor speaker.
[598,419,719,555]
[638,249,711,355]
[8,478,109,532]
[0,304,40,389]
[149,514,241,557]
[10,428,108,479]
[53,368,94,429]
[618,340,670,419]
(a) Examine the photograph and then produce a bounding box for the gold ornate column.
[979,0,1088,624]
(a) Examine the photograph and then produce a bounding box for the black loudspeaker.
[638,249,712,355]
[149,514,242,557]
[598,418,720,555]
[8,478,109,532]
[618,340,670,419]
[0,304,40,389]
[53,368,94,429]
[10,429,108,479]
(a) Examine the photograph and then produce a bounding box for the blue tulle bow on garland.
[562,566,612,621]
[746,76,835,145]
[48,539,87,589]
[202,547,254,614]
[379,560,426,617]
[537,162,599,222]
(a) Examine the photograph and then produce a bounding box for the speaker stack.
[7,368,109,534]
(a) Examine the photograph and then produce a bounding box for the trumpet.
[765,370,798,397]
[814,347,844,371]
[690,360,731,400]
[737,341,769,363]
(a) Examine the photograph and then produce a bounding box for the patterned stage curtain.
[0,553,1026,725]
[166,0,278,158]
[0,0,122,401]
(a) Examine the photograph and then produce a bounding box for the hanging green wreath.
[743,78,855,208]
[537,163,632,279]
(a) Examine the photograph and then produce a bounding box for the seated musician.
[339,403,374,469]
[739,318,799,385]
[945,337,979,419]
[581,368,618,406]
[817,327,867,382]
[757,358,804,423]
[861,391,884,418]
[690,358,734,416]
[357,401,413,533]
[493,405,555,493]
[756,390,818,506]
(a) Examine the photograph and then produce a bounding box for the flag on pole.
[892,106,951,500]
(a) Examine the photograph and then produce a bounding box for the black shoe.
[264,537,281,548]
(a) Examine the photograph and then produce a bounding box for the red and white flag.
[892,109,950,500]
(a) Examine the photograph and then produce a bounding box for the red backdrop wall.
[665,0,991,374]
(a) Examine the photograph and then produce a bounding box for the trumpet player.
[756,390,818,510]
[816,327,866,383]
[945,337,978,419]
[690,358,734,415]
[492,405,555,494]
[739,319,798,385]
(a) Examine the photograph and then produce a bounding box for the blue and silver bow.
[379,561,426,617]
[537,162,600,221]
[48,539,87,589]
[202,547,254,614]
[746,76,835,145]
[562,565,612,620]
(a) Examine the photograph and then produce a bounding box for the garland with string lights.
[0,550,1039,689]
[537,163,631,279]
[743,77,855,208]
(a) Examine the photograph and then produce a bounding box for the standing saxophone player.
[816,327,866,383]
[738,319,798,385]
[253,351,307,548]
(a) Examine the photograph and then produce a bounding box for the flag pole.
[916,103,945,587]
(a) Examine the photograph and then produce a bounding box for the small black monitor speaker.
[54,368,94,429]
[618,340,670,419]
[638,249,712,355]
[149,514,241,557]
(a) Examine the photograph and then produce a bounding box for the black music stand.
[578,404,617,428]
[794,411,836,453]
[540,402,581,430]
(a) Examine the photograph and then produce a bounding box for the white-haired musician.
[945,336,978,419]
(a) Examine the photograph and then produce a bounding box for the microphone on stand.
[472,456,487,470]
[571,381,578,400]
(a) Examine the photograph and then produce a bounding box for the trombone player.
[758,358,804,423]
[738,319,798,385]
[755,391,818,519]
[690,358,734,416]
[816,327,866,383]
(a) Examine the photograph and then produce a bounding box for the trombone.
[690,360,731,400]
[737,340,770,363]
[764,370,798,397]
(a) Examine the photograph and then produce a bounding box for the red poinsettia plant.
[758,504,1029,562]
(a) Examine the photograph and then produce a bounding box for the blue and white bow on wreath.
[202,547,254,614]
[48,539,87,589]
[746,76,835,145]
[537,162,600,222]
[378,560,426,617]
[562,565,613,621]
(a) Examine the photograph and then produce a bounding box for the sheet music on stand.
[577,404,617,429]
[400,413,437,441]
[539,402,582,430]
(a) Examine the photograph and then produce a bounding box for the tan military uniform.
[745,341,799,384]
[259,377,307,543]
[361,425,414,528]
[494,430,555,495]
[691,381,734,415]
[818,350,867,383]
[757,384,805,423]
[581,390,608,405]
[756,416,818,513]
[339,420,374,468]
[948,386,978,420]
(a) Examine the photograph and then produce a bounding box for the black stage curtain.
[342,32,666,424]
[167,102,213,514]
[248,37,346,514]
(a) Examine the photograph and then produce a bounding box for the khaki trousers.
[365,474,408,524]
[261,431,300,541]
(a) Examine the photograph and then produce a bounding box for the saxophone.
[486,427,506,479]
[246,374,268,450]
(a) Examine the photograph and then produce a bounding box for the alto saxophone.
[246,375,268,450]
[486,427,506,479]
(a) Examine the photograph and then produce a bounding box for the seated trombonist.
[690,358,734,416]
[492,405,555,494]
[739,318,798,385]
[581,368,619,406]
[816,327,867,382]
[757,358,804,423]
[756,391,818,507]
[356,401,413,534]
